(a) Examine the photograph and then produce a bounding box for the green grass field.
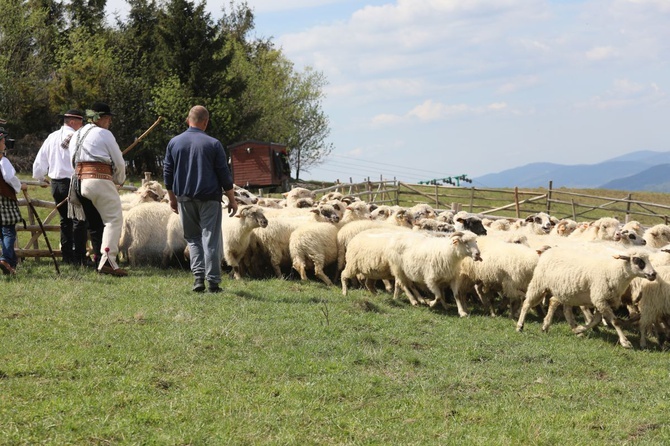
[2,262,670,444]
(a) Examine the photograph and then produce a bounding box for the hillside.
[474,150,670,192]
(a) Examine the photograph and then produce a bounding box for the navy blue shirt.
[163,127,233,201]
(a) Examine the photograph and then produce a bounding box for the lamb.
[256,197,284,209]
[119,201,173,266]
[388,230,482,315]
[222,205,268,279]
[516,245,657,349]
[288,203,344,285]
[643,224,670,249]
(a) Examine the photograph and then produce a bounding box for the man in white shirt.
[33,109,88,265]
[69,102,127,276]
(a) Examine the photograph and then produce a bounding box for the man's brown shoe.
[0,260,16,275]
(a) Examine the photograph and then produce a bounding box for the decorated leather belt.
[76,162,113,180]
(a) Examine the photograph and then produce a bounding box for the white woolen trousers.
[80,178,123,269]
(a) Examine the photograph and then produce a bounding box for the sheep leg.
[382,279,393,293]
[474,283,497,317]
[314,265,334,286]
[341,272,350,296]
[541,298,562,332]
[231,266,242,280]
[516,288,546,332]
[364,278,378,294]
[450,281,469,317]
[596,305,633,349]
[292,258,308,281]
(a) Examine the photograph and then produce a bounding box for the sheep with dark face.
[453,211,487,236]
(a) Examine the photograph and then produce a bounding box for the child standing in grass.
[0,127,26,274]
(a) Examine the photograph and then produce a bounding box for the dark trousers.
[51,179,89,264]
[78,193,104,265]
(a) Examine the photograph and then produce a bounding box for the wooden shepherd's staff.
[122,116,163,156]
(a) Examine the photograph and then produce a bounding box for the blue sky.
[106,0,670,186]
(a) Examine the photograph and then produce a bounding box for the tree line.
[0,0,333,180]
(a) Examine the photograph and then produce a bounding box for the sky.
[104,0,670,186]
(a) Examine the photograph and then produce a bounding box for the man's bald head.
[187,106,209,130]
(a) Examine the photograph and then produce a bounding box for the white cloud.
[586,46,619,61]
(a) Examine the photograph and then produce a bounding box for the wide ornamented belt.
[76,162,113,180]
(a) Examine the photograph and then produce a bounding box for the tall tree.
[0,0,63,134]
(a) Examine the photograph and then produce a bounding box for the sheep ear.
[662,248,670,254]
[613,254,630,261]
[524,215,534,223]
[310,208,319,214]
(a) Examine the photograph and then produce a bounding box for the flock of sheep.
[117,181,670,350]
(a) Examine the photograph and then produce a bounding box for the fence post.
[514,187,520,219]
[434,184,438,207]
[469,187,475,213]
[625,193,632,223]
[547,180,553,214]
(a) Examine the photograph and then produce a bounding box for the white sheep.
[222,205,268,279]
[549,218,578,237]
[516,245,657,348]
[119,201,173,266]
[388,230,482,315]
[336,208,413,275]
[407,203,437,221]
[629,265,670,349]
[288,203,344,285]
[340,227,414,299]
[119,180,166,211]
[456,236,549,318]
[283,187,316,208]
[643,224,670,249]
[162,212,188,268]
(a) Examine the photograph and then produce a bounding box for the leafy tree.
[284,67,333,181]
[0,0,63,134]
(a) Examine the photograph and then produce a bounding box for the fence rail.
[313,179,670,226]
[16,181,138,260]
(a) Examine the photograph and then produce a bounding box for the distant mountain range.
[474,150,670,192]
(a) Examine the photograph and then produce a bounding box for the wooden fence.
[16,181,139,260]
[312,180,670,226]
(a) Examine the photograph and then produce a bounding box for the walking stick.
[22,189,60,275]
[122,116,163,156]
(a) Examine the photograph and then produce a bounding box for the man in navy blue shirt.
[164,105,237,293]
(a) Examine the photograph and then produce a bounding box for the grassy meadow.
[2,263,670,445]
[3,178,670,444]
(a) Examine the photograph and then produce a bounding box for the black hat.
[90,102,115,116]
[61,109,85,120]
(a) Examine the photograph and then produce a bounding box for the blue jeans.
[178,199,223,284]
[1,225,18,268]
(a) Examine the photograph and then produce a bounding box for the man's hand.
[228,201,238,217]
[167,190,178,214]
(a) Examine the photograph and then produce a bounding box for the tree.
[0,0,63,135]
[284,68,333,181]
